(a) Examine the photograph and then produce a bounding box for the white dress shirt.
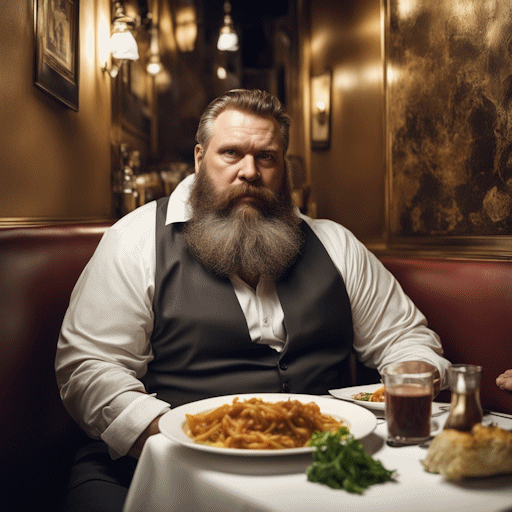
[55,174,450,458]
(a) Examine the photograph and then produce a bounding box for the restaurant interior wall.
[307,0,386,242]
[0,0,113,225]
[154,0,302,168]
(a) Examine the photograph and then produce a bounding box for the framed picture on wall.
[34,0,79,111]
[310,71,332,150]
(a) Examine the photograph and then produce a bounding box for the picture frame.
[310,71,332,150]
[34,0,79,111]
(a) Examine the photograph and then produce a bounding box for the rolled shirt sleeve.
[55,201,168,454]
[101,392,169,459]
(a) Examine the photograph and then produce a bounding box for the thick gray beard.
[184,168,304,281]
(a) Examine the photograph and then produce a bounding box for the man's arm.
[128,414,163,459]
[304,217,451,389]
[56,202,169,457]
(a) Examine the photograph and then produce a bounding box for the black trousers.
[63,441,137,512]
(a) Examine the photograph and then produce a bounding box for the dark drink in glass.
[383,363,434,446]
[385,384,432,439]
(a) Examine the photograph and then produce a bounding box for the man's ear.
[194,145,203,174]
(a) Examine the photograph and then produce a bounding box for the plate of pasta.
[158,393,377,456]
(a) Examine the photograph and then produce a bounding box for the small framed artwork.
[34,0,80,111]
[310,70,332,150]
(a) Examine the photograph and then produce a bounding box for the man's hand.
[385,360,441,397]
[128,415,163,459]
[496,369,512,392]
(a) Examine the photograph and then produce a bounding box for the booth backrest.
[378,255,512,414]
[2,223,512,509]
[0,223,111,512]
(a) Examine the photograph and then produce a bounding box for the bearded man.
[56,89,450,512]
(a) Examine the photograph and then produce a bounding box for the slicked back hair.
[195,89,291,154]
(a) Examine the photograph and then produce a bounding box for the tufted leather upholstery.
[0,223,111,511]
[378,256,512,415]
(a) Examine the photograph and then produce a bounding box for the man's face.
[194,109,286,202]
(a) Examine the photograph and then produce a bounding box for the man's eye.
[224,149,237,156]
[258,153,274,161]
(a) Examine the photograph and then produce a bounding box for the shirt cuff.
[101,392,170,459]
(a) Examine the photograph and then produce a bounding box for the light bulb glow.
[217,6,238,51]
[147,57,162,75]
[217,29,239,51]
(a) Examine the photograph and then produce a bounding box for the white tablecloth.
[123,406,512,512]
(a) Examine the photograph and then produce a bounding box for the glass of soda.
[383,362,434,446]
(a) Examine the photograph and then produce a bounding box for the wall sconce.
[103,1,139,78]
[146,27,162,75]
[217,1,239,51]
[311,71,332,150]
[175,4,198,52]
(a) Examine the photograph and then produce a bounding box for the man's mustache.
[218,183,278,211]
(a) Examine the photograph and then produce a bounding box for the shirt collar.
[165,173,195,225]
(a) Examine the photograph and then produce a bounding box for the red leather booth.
[378,255,512,414]
[0,224,111,512]
[1,223,511,510]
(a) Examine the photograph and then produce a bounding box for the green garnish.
[306,428,396,494]
[355,393,372,401]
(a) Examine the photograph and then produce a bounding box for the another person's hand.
[496,369,512,392]
[128,415,163,459]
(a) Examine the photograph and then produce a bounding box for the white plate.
[159,393,377,456]
[329,385,450,421]
[329,383,385,411]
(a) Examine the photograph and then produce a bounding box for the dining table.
[122,395,512,512]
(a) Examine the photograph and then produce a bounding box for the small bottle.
[129,150,141,176]
[444,364,483,431]
[121,165,138,215]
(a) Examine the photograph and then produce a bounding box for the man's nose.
[238,156,260,181]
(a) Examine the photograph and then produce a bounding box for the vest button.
[279,363,288,371]
[282,380,291,392]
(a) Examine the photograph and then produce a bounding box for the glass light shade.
[217,26,239,51]
[110,28,139,60]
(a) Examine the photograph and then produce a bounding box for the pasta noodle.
[184,397,346,449]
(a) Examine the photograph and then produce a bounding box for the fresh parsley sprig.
[306,428,396,494]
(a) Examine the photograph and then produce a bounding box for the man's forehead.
[215,108,278,130]
[211,109,281,146]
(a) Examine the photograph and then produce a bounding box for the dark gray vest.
[143,197,354,407]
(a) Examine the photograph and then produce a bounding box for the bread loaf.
[422,423,512,480]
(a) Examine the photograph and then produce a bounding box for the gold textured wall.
[387,0,512,237]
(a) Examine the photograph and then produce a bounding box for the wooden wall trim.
[0,218,115,229]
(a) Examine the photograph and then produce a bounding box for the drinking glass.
[383,363,434,446]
